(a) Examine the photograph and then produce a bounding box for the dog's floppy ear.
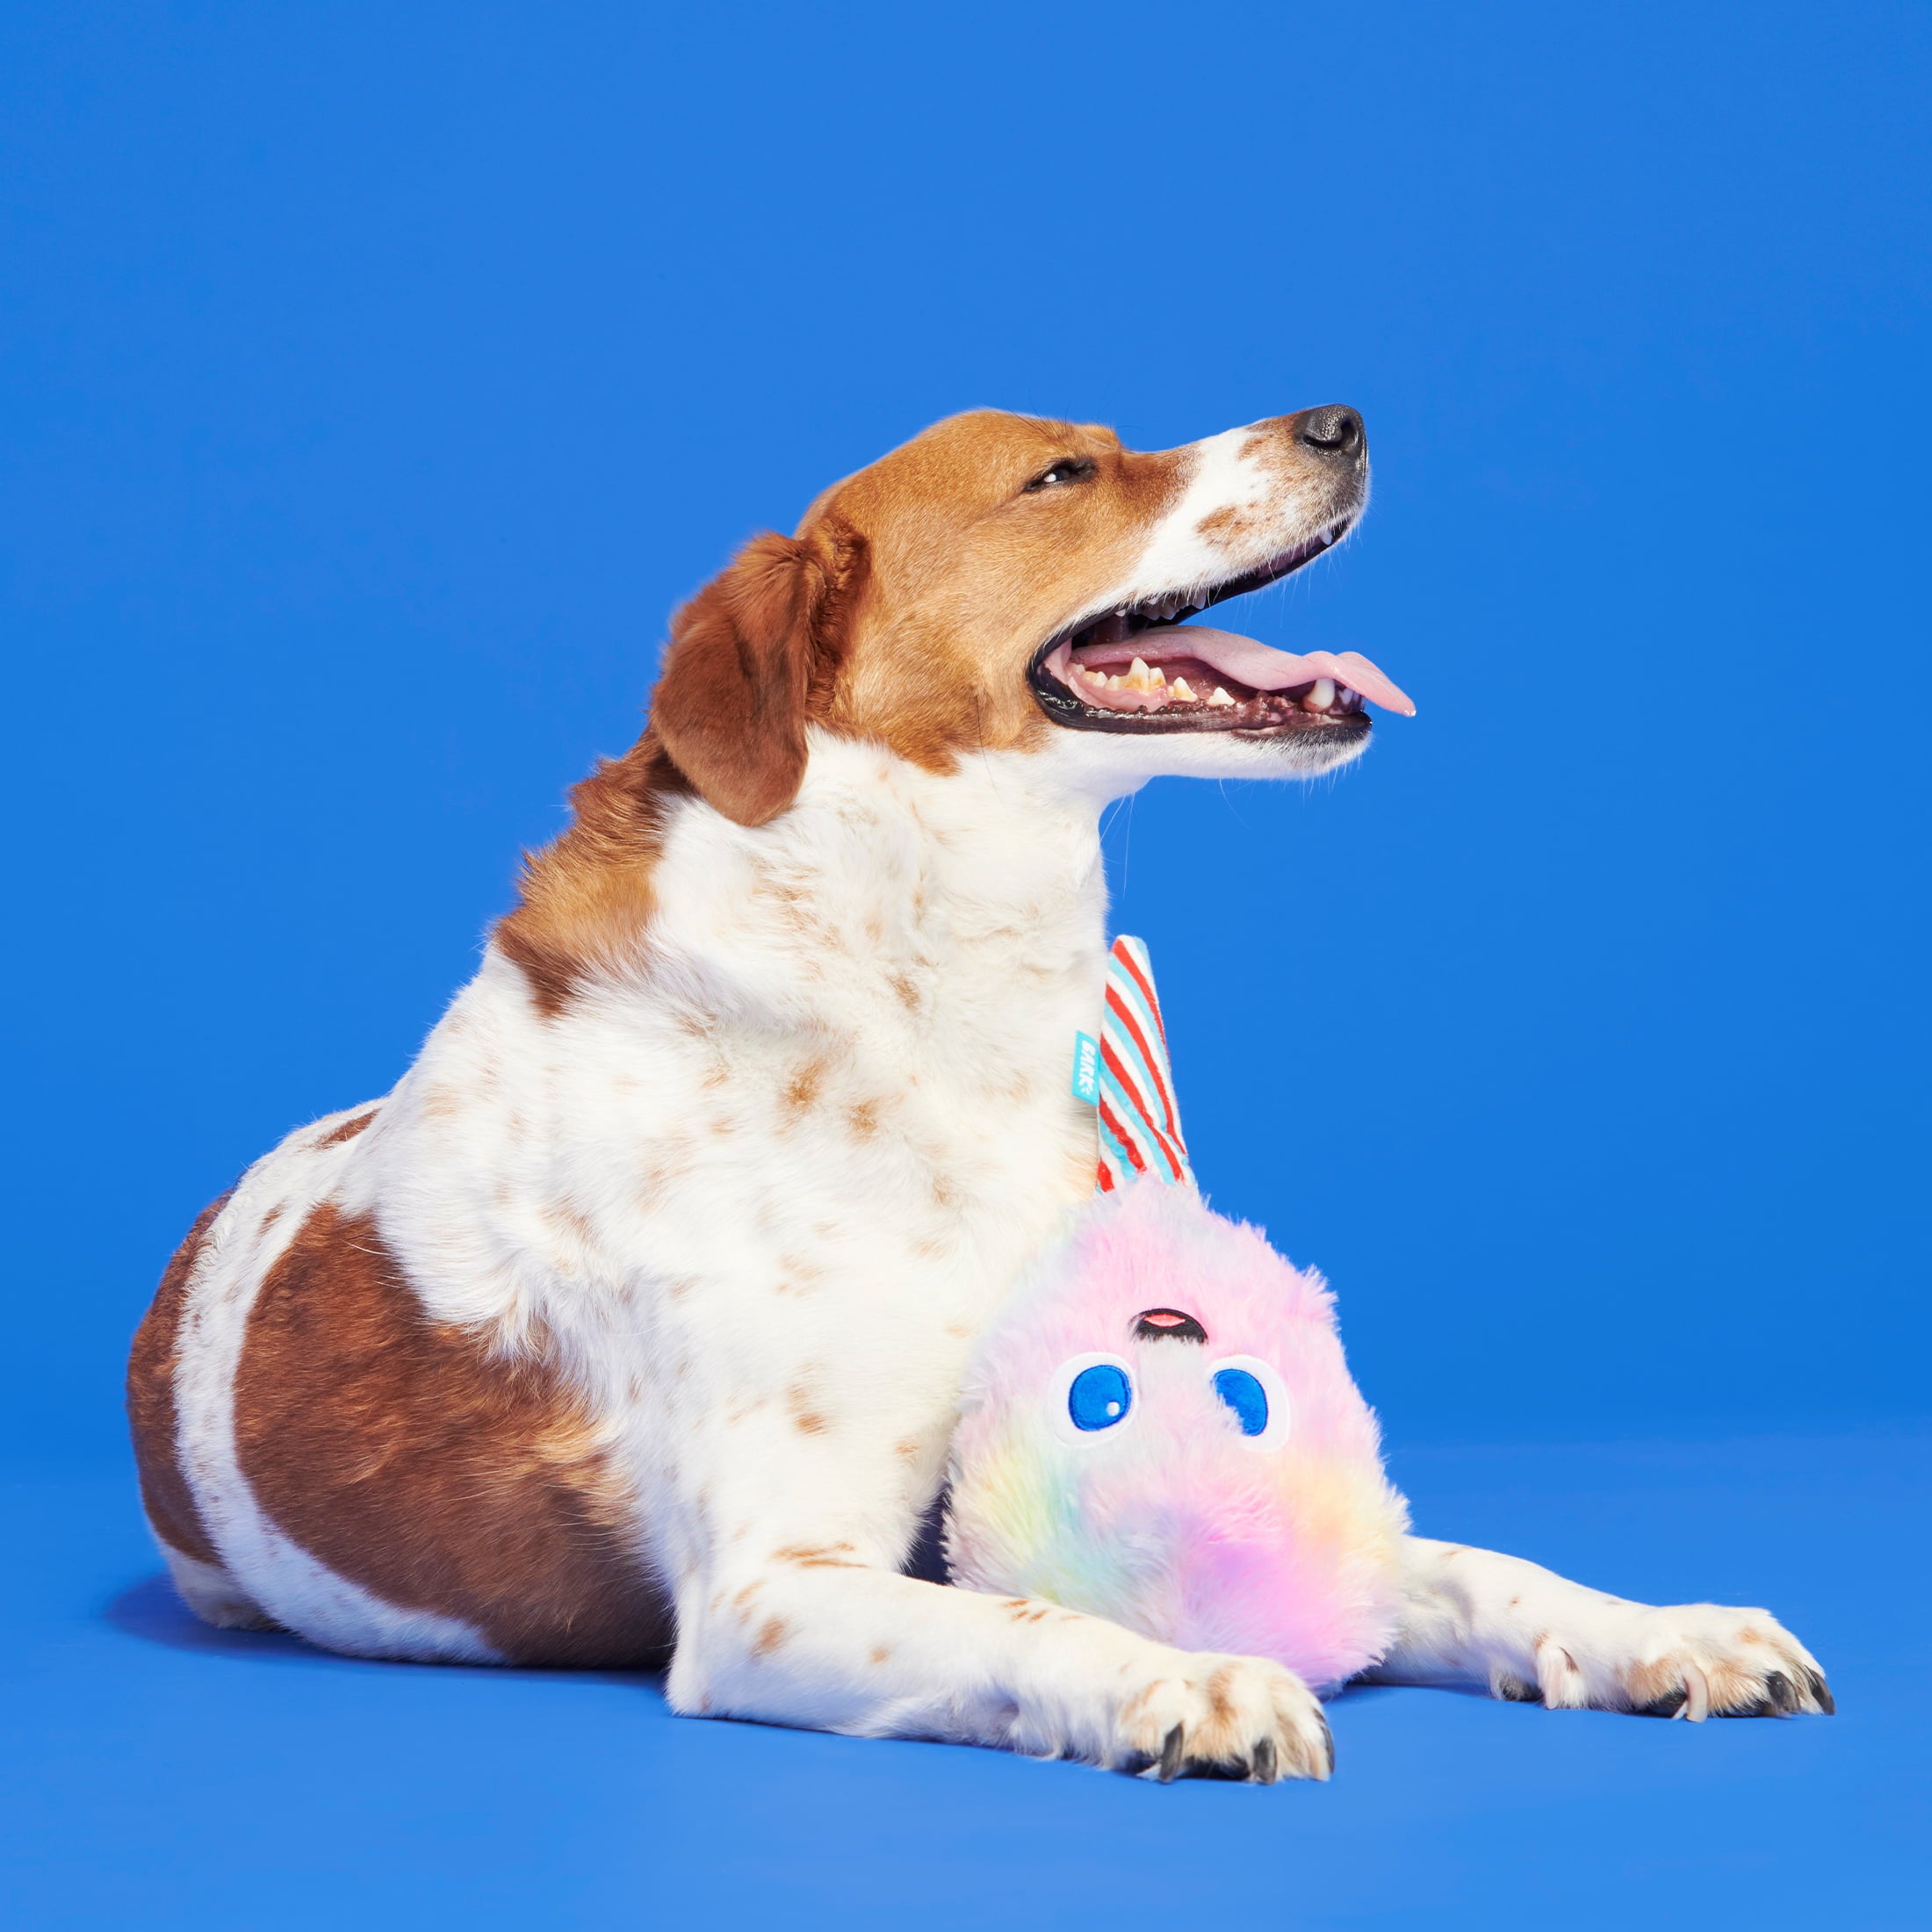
[651,530,858,827]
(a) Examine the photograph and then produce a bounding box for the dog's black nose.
[1296,405,1365,458]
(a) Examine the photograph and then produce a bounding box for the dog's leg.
[1364,1536,1833,1718]
[668,1533,1335,1780]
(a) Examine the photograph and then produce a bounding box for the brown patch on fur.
[774,1255,823,1297]
[846,1099,880,1139]
[494,729,691,1020]
[316,1109,378,1147]
[753,1615,791,1656]
[782,1058,828,1116]
[126,1192,234,1566]
[786,1384,828,1435]
[1626,1655,1688,1711]
[1195,501,1275,551]
[894,1437,922,1463]
[1205,1665,1236,1728]
[1701,1658,1767,1712]
[232,1200,671,1667]
[544,1202,602,1253]
[260,1204,283,1232]
[652,527,867,827]
[870,1645,890,1665]
[775,1540,861,1569]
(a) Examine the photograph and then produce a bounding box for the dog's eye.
[1049,1352,1137,1440]
[1207,1355,1292,1450]
[1024,458,1096,493]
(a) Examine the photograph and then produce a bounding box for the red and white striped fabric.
[1094,935,1195,1193]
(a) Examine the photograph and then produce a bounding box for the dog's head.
[650,407,1409,825]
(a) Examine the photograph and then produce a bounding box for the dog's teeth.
[1125,656,1155,692]
[1208,686,1236,708]
[1339,684,1360,710]
[1170,677,1197,703]
[1307,677,1337,710]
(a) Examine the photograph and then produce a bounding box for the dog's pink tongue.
[1173,631,1415,716]
[1066,629,1415,716]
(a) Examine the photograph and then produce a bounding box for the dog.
[128,406,1830,1779]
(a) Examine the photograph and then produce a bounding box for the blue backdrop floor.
[4,1431,1924,1930]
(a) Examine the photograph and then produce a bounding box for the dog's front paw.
[1494,1602,1834,1720]
[1108,1652,1334,1783]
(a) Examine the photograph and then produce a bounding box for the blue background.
[3,4,1927,1926]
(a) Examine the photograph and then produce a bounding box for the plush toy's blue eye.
[1067,1362,1134,1431]
[1213,1366,1270,1437]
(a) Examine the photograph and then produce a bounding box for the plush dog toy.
[944,938,1409,1693]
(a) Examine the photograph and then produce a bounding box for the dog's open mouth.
[1027,520,1415,736]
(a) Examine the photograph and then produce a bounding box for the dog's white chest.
[383,736,1116,1443]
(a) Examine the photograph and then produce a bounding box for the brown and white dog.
[128,407,1830,1780]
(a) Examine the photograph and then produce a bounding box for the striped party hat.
[1085,935,1195,1194]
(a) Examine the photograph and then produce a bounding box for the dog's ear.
[650,529,861,827]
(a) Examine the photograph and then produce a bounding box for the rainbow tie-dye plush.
[944,939,1409,1693]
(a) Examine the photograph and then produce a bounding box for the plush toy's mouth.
[1027,522,1415,738]
[1135,1308,1208,1344]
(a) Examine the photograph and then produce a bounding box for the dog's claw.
[1677,1662,1712,1721]
[1157,1724,1185,1782]
[1803,1667,1836,1716]
[1316,1708,1336,1777]
[1251,1737,1277,1784]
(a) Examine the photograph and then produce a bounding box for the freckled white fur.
[152,424,1827,1768]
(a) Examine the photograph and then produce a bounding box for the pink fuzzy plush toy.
[944,938,1409,1694]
